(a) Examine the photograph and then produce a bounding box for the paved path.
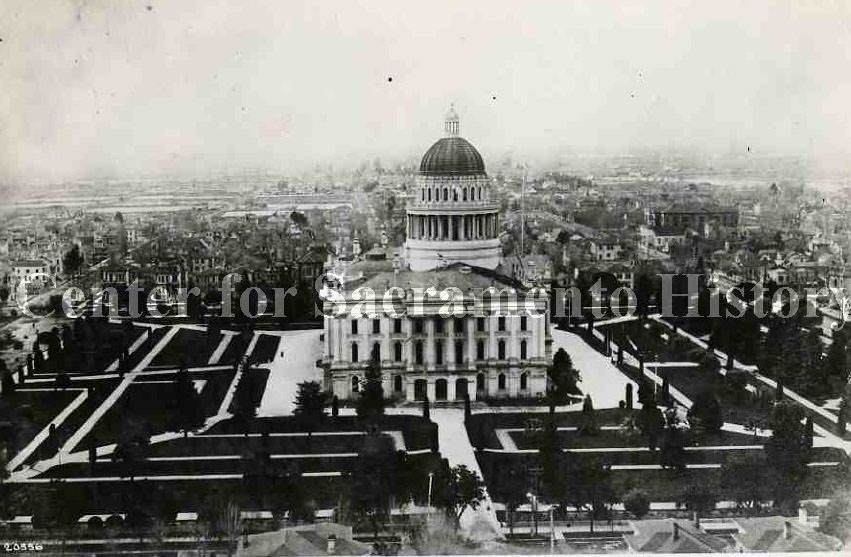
[257,330,323,416]
[207,331,235,365]
[217,332,260,416]
[6,389,88,471]
[551,329,639,409]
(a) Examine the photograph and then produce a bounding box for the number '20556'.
[3,542,44,552]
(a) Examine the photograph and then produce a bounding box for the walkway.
[551,329,639,409]
[257,329,323,416]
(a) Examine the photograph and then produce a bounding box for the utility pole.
[427,472,434,524]
[520,165,526,257]
[550,506,555,554]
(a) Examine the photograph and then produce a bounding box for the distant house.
[239,522,370,556]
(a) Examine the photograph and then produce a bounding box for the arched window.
[476,340,485,360]
[394,375,403,392]
[476,373,485,391]
[520,372,528,390]
[394,341,403,362]
[455,341,464,364]
[520,340,527,360]
[498,340,506,360]
[371,342,380,362]
[453,190,458,202]
[351,343,359,363]
[443,187,449,201]
[352,376,360,393]
[421,189,425,202]
[498,373,506,390]
[478,186,482,200]
[463,188,468,201]
[428,189,432,202]
[435,340,443,365]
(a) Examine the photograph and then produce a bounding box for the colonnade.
[407,213,499,241]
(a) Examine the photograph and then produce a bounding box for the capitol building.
[321,108,552,402]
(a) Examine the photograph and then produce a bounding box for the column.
[406,379,415,401]
[380,317,390,363]
[426,318,435,368]
[466,316,475,366]
[509,314,518,360]
[427,380,436,401]
[448,378,457,401]
[324,317,332,358]
[468,379,477,401]
[406,318,414,370]
[538,313,546,358]
[447,318,456,366]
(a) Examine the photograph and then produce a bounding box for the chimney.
[327,534,337,554]
[784,521,792,540]
[673,522,680,540]
[693,511,700,529]
[798,506,808,525]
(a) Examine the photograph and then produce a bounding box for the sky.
[0,0,850,184]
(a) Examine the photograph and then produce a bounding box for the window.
[498,340,506,360]
[463,188,468,201]
[351,343,359,363]
[520,316,527,331]
[421,189,425,202]
[435,319,444,334]
[371,342,380,362]
[476,340,485,360]
[428,189,432,202]
[443,187,449,201]
[455,341,464,364]
[414,319,424,334]
[520,372,528,391]
[372,319,380,334]
[394,341,403,361]
[498,316,506,331]
[394,375,403,392]
[352,376,360,393]
[453,190,458,202]
[476,373,485,391]
[498,373,506,390]
[435,340,443,365]
[520,340,527,360]
[415,341,424,365]
[454,317,464,333]
[478,186,482,200]
[351,319,358,335]
[477,317,485,332]
[393,319,402,334]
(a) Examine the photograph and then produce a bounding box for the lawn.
[0,389,81,454]
[250,334,281,364]
[150,328,223,368]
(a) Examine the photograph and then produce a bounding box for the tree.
[578,394,599,436]
[825,329,849,390]
[230,361,258,434]
[659,422,686,472]
[721,453,772,515]
[434,464,485,529]
[62,244,84,277]
[112,418,150,481]
[356,357,385,422]
[821,492,851,544]
[350,430,397,539]
[560,457,616,533]
[169,367,204,436]
[638,398,665,450]
[293,381,326,433]
[548,348,581,402]
[679,477,718,514]
[765,401,811,511]
[688,389,723,435]
[1,370,15,396]
[623,489,650,519]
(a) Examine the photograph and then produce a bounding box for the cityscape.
[1,1,851,555]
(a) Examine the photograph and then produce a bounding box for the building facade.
[321,109,551,402]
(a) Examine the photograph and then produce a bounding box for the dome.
[419,137,486,176]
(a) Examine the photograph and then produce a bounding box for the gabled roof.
[733,517,842,552]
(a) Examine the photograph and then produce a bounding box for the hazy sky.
[1,0,850,184]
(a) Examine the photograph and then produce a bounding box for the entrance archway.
[455,378,468,400]
[435,379,448,401]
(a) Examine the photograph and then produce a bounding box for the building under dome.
[405,107,502,272]
[321,108,551,403]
